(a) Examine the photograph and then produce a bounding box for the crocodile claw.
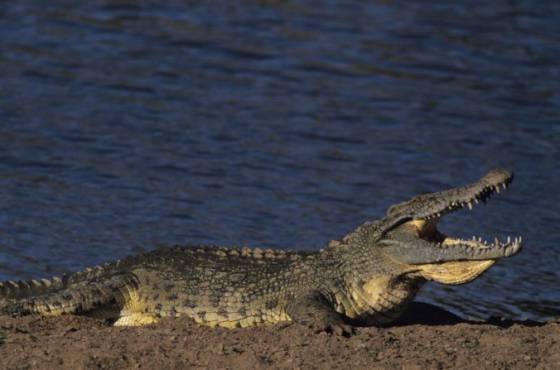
[322,323,356,337]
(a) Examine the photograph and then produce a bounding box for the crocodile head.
[379,169,522,284]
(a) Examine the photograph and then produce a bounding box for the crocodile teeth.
[467,202,473,210]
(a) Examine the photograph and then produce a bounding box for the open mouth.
[399,169,521,256]
[382,169,522,284]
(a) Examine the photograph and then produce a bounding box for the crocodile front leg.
[286,291,354,336]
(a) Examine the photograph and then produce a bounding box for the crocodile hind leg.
[112,288,159,326]
[0,272,156,325]
[286,291,355,336]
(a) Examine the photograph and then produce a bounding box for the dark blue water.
[0,0,559,321]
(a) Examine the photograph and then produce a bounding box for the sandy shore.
[0,303,558,370]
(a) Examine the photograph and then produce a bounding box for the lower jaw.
[441,236,486,248]
[417,260,496,285]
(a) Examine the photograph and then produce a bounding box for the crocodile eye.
[386,201,407,216]
[386,204,400,216]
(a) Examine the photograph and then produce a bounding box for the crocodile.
[0,169,521,334]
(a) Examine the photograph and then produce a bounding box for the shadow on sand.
[393,302,545,328]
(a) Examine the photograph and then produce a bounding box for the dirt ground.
[0,302,558,370]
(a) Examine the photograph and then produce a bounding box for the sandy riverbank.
[0,303,557,370]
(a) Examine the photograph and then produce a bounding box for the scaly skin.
[0,169,522,333]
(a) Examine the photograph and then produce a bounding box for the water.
[0,0,559,321]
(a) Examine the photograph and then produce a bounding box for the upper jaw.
[386,169,514,223]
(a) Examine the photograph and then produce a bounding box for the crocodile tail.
[1,272,139,317]
[0,276,66,299]
[0,261,120,300]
